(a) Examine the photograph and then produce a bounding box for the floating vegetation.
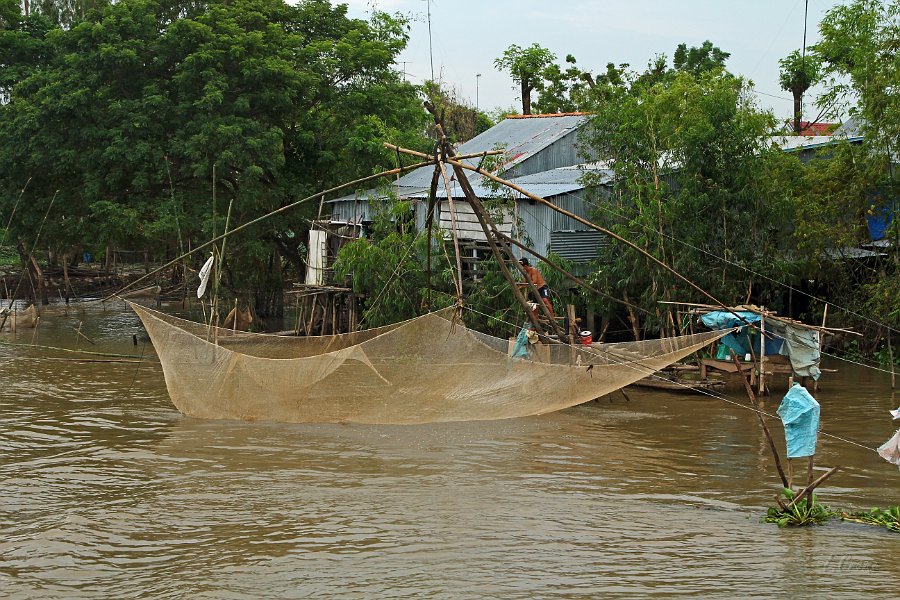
[765,488,834,527]
[842,507,900,533]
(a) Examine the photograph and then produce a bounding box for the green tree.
[672,40,730,75]
[423,79,492,143]
[817,0,899,163]
[779,49,822,134]
[812,0,899,340]
[334,195,456,327]
[494,43,555,115]
[582,68,797,335]
[0,0,429,319]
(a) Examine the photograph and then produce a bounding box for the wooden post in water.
[806,455,815,510]
[758,308,766,395]
[816,304,828,393]
[888,328,896,390]
[567,304,578,362]
[730,349,789,488]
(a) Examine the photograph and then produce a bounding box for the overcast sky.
[338,0,847,124]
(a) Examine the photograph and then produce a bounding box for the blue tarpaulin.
[777,384,820,458]
[512,325,532,359]
[701,310,819,380]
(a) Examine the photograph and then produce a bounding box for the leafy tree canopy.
[422,78,492,143]
[493,42,555,115]
[672,40,730,75]
[779,49,823,133]
[0,0,430,316]
[581,67,798,332]
[816,0,900,160]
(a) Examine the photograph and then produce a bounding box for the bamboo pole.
[424,103,553,336]
[729,349,789,488]
[435,160,465,298]
[816,304,828,392]
[806,455,815,510]
[443,157,745,319]
[424,166,441,309]
[383,143,504,163]
[105,160,435,302]
[759,308,766,395]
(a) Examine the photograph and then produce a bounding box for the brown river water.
[1,301,898,598]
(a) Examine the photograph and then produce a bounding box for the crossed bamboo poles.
[111,105,738,338]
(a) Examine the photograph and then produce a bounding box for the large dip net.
[131,303,727,424]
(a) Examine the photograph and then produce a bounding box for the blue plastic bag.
[777,383,820,458]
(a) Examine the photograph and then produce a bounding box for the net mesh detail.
[131,303,726,424]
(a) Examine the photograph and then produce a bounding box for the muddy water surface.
[1,302,898,598]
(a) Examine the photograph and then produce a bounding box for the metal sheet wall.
[549,230,611,263]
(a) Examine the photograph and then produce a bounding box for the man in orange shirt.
[518,258,554,318]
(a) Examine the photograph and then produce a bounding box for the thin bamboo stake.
[816,304,828,392]
[105,160,435,302]
[425,166,441,308]
[383,143,504,162]
[729,349,789,488]
[435,160,465,298]
[1,190,57,331]
[759,308,766,395]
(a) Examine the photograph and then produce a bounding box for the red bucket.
[580,330,592,345]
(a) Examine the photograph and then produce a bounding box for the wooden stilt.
[567,304,578,362]
[759,308,766,395]
[730,349,789,488]
[785,466,839,511]
[888,329,895,390]
[806,455,815,510]
[306,294,317,336]
[331,294,337,336]
[816,304,828,393]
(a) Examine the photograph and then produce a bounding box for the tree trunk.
[792,89,802,134]
[521,80,531,115]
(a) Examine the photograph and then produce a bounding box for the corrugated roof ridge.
[504,112,590,119]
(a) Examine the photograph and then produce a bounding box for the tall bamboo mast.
[424,102,562,337]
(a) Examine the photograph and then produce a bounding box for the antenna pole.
[426,0,434,81]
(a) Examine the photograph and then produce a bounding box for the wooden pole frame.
[730,349,790,488]
[424,102,558,337]
[444,157,743,318]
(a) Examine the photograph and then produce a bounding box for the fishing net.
[131,303,728,425]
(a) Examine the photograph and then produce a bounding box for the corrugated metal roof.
[393,114,588,188]
[773,135,865,152]
[329,163,610,204]
[833,116,863,138]
[512,165,613,186]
